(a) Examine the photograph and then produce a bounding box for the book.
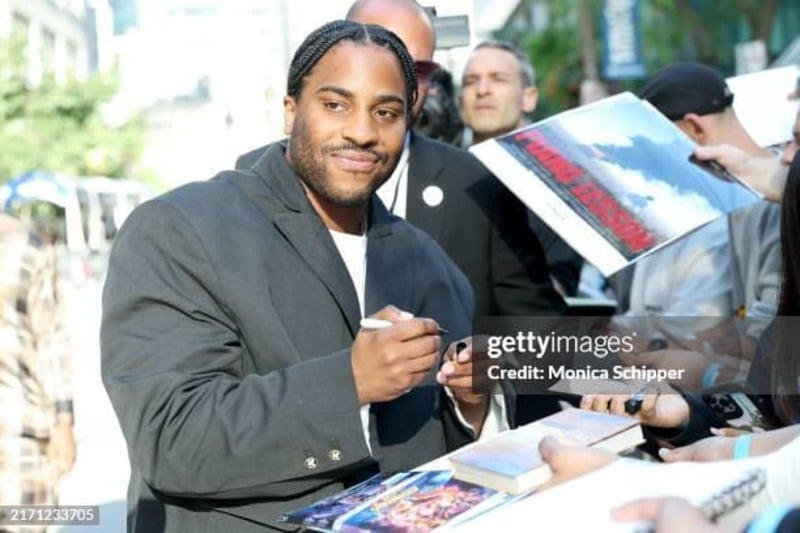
[279,470,513,532]
[470,92,761,276]
[726,65,800,148]
[455,459,766,532]
[279,472,418,531]
[448,408,644,494]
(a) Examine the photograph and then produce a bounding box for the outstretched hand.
[537,435,618,491]
[580,383,690,429]
[658,434,737,463]
[693,144,784,203]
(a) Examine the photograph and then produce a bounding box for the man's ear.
[283,96,297,135]
[675,113,706,144]
[521,86,538,114]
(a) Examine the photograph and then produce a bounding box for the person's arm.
[613,497,728,533]
[579,382,727,448]
[615,500,800,533]
[27,239,75,477]
[717,434,800,528]
[543,435,800,532]
[661,425,800,463]
[101,201,374,500]
[746,506,800,533]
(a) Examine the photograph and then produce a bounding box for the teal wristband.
[745,504,794,533]
[733,434,753,460]
[702,363,722,388]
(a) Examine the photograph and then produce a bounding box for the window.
[67,40,79,77]
[11,12,30,43]
[41,27,57,75]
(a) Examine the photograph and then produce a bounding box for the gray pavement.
[54,269,128,533]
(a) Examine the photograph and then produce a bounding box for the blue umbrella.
[1,170,78,211]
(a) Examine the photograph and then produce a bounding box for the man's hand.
[658,434,736,463]
[693,144,784,203]
[612,497,726,533]
[351,306,441,404]
[580,384,690,429]
[537,435,618,490]
[436,338,490,435]
[48,416,76,478]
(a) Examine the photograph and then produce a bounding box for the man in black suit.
[459,39,583,297]
[103,21,491,532]
[236,0,565,320]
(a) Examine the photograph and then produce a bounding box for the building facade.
[0,0,91,83]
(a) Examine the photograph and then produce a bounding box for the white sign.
[727,65,800,148]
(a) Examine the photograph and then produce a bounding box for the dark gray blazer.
[101,142,474,532]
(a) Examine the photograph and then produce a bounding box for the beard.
[288,114,397,208]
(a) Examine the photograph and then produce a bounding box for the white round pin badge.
[422,185,444,207]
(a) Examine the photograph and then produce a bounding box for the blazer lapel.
[406,133,447,243]
[364,202,413,316]
[248,142,362,337]
[274,213,362,337]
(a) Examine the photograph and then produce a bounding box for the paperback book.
[449,408,643,494]
[455,460,766,532]
[280,470,513,532]
[470,92,761,276]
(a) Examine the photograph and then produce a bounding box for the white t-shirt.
[328,228,372,451]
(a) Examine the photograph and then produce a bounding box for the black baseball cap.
[640,62,734,121]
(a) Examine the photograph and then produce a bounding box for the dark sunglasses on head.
[414,60,441,85]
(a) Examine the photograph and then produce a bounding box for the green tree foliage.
[642,0,780,70]
[0,36,146,183]
[504,0,584,118]
[508,0,785,116]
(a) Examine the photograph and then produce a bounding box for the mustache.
[322,142,390,164]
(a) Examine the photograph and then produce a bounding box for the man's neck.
[471,131,491,144]
[307,192,368,235]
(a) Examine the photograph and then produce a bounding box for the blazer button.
[328,449,342,462]
[304,456,319,470]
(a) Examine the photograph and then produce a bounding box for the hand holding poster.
[470,93,761,276]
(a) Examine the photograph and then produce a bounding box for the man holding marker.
[101,20,490,532]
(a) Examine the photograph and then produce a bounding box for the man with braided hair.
[102,20,485,532]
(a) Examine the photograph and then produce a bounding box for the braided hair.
[286,19,418,116]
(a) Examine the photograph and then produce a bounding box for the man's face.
[781,110,800,166]
[284,41,407,209]
[460,47,538,143]
[348,5,436,119]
